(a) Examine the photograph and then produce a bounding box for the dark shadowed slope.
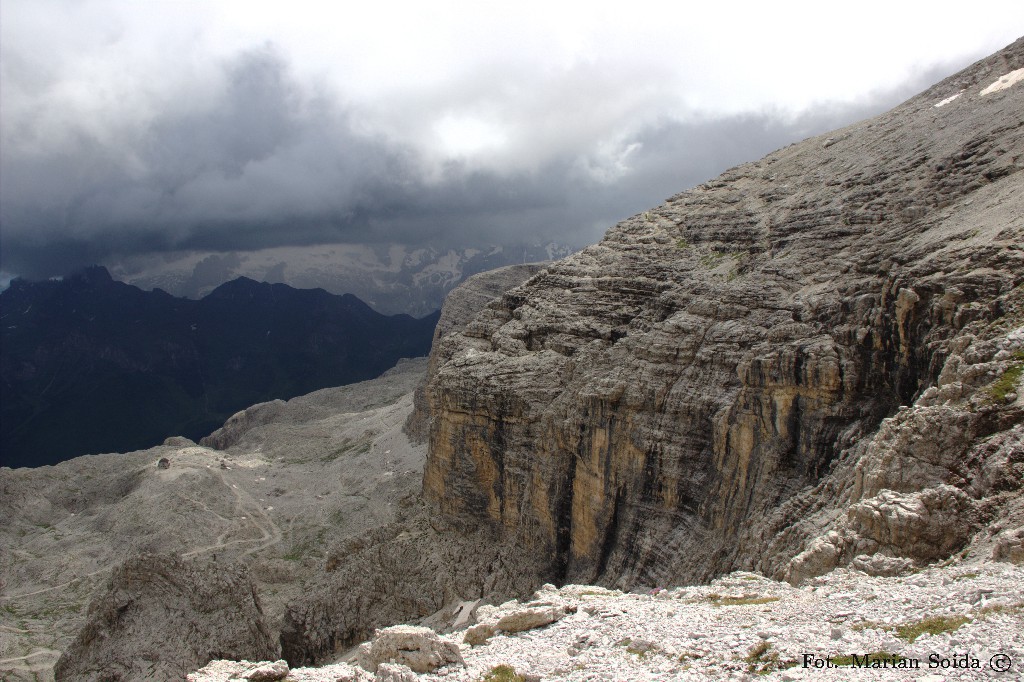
[0,266,439,467]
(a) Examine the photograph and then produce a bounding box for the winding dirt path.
[0,568,108,603]
[181,469,282,559]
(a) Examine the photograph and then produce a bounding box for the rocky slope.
[273,40,1024,668]
[0,359,430,681]
[195,558,1024,681]
[55,555,278,682]
[418,39,1024,592]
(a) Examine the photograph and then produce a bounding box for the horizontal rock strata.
[421,39,1024,590]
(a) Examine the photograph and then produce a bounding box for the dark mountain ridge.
[0,266,439,467]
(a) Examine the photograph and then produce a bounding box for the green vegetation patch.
[706,593,780,606]
[282,545,306,561]
[744,641,797,675]
[895,615,971,642]
[700,252,725,267]
[481,664,525,682]
[831,652,905,667]
[283,530,326,561]
[746,641,771,662]
[978,601,1024,617]
[987,352,1024,403]
[319,436,374,462]
[615,637,658,659]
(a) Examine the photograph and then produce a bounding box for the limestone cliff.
[421,39,1024,589]
[407,263,548,441]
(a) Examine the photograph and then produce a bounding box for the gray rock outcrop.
[53,554,277,682]
[419,38,1024,591]
[463,595,575,645]
[406,263,547,440]
[356,625,463,674]
[278,513,546,665]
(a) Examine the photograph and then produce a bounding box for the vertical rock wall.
[422,38,1024,588]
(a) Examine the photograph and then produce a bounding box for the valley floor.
[0,358,429,682]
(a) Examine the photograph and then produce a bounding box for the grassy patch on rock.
[895,615,971,642]
[978,601,1024,617]
[744,641,797,675]
[987,352,1024,403]
[706,593,780,606]
[831,652,905,666]
[481,665,525,682]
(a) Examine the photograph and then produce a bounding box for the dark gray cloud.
[0,39,979,280]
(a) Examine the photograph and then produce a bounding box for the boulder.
[242,660,289,681]
[357,625,463,674]
[992,527,1024,564]
[847,485,976,562]
[465,601,574,645]
[850,553,915,577]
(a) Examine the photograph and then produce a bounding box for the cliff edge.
[421,39,1024,589]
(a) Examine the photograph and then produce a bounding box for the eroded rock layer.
[422,39,1024,589]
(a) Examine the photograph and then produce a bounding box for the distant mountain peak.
[70,264,114,284]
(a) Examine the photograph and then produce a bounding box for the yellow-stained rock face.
[420,38,1024,589]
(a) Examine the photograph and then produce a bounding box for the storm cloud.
[2,2,1021,280]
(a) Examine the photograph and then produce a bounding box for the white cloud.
[4,1,1021,166]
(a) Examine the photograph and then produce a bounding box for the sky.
[2,1,1022,281]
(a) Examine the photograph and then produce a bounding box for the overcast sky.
[2,1,1022,280]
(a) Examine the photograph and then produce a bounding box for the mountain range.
[1,37,1022,682]
[0,267,439,468]
[105,242,574,317]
